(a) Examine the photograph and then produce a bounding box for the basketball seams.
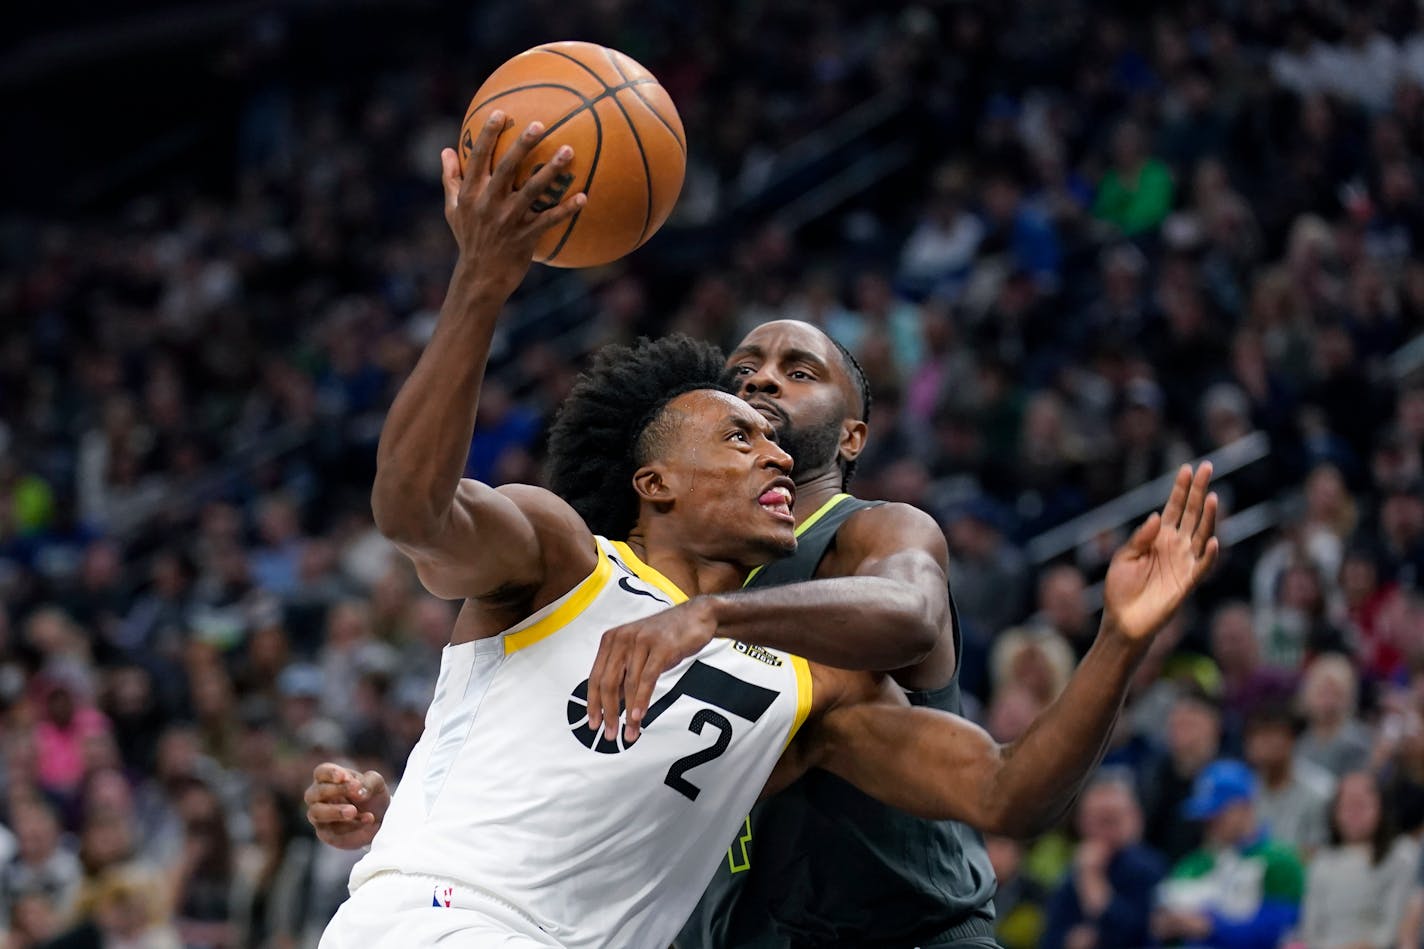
[602,48,686,155]
[603,92,655,246]
[536,46,616,92]
[464,82,590,130]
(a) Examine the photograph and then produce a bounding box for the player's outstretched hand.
[1102,462,1220,643]
[305,762,390,850]
[587,599,719,744]
[440,110,586,302]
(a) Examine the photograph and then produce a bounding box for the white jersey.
[347,536,812,948]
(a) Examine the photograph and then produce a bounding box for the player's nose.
[763,440,793,475]
[741,367,780,397]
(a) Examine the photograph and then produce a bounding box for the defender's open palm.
[1103,463,1219,641]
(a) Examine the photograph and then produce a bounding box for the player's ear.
[632,465,674,506]
[839,419,868,464]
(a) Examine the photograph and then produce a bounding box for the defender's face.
[724,321,857,479]
[657,390,797,562]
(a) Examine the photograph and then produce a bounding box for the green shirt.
[1093,159,1175,236]
[1158,835,1304,927]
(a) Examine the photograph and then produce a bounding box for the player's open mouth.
[758,479,795,523]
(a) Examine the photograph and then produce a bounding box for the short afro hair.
[546,334,729,539]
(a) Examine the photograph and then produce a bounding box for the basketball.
[458,42,686,269]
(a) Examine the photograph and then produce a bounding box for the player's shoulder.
[494,482,597,572]
[837,498,947,557]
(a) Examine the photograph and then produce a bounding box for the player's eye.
[729,430,749,443]
[732,365,754,376]
[789,370,813,381]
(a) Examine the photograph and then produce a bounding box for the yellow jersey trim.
[503,543,613,654]
[610,541,689,604]
[743,492,851,587]
[785,654,814,748]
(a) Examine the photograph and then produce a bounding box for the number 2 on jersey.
[665,709,732,800]
[640,660,778,802]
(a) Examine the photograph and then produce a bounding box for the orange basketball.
[458,42,686,269]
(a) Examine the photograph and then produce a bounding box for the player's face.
[724,321,861,484]
[656,390,797,561]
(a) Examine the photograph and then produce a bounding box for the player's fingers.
[1178,463,1213,539]
[491,120,545,193]
[1125,512,1161,556]
[1194,537,1221,583]
[1193,492,1219,556]
[596,643,628,741]
[516,146,574,211]
[312,762,352,785]
[307,802,361,824]
[461,111,507,198]
[586,637,611,733]
[362,770,388,799]
[319,823,368,845]
[522,191,586,239]
[1160,465,1192,529]
[440,148,463,211]
[623,646,653,741]
[304,781,356,807]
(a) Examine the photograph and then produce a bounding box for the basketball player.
[588,318,998,949]
[309,112,1219,948]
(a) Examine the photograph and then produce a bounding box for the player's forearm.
[704,577,937,670]
[372,262,506,543]
[988,622,1147,836]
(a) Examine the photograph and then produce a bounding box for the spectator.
[1154,760,1305,949]
[986,834,1049,949]
[1093,120,1175,237]
[1298,654,1375,778]
[1210,602,1297,730]
[1242,704,1334,856]
[231,784,315,948]
[168,779,235,949]
[1301,772,1418,949]
[990,626,1076,712]
[978,170,1062,294]
[1029,565,1096,659]
[897,164,984,300]
[1141,687,1223,862]
[1043,771,1166,949]
[0,800,81,929]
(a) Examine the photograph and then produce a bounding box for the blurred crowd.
[6,0,1424,946]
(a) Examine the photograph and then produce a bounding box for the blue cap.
[1182,760,1257,820]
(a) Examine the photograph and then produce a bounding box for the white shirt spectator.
[1325,34,1401,112]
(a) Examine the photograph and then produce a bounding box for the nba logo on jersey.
[432,886,453,908]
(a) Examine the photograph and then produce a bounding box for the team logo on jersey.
[566,660,783,801]
[732,641,783,667]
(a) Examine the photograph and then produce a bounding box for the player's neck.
[792,467,847,527]
[622,533,748,598]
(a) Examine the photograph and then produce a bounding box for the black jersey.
[676,494,999,949]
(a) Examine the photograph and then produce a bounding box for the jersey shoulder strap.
[745,493,884,589]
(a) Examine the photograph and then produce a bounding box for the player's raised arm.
[797,463,1219,836]
[371,114,587,600]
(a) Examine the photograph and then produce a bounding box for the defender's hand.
[586,598,719,743]
[440,111,586,300]
[1103,463,1219,642]
[304,762,390,850]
